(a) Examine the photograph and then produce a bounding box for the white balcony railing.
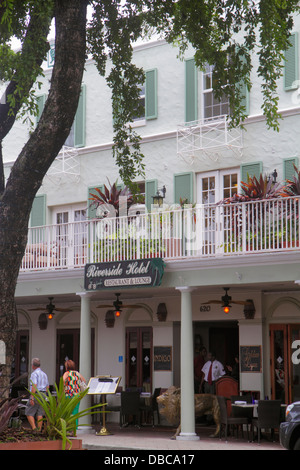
[20,196,300,272]
[177,115,243,163]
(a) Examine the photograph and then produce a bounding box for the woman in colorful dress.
[63,359,86,430]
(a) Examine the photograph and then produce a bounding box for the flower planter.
[165,238,182,258]
[280,240,300,249]
[0,438,83,451]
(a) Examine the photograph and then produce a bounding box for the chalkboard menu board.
[240,346,262,373]
[154,346,172,371]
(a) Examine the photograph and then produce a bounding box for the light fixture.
[38,313,48,330]
[268,169,278,184]
[113,293,123,317]
[223,305,231,314]
[156,303,168,322]
[105,310,115,328]
[152,185,166,207]
[243,299,256,319]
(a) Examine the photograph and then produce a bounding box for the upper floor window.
[203,65,230,120]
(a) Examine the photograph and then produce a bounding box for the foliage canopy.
[1,0,300,188]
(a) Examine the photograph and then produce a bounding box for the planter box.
[165,238,182,258]
[0,438,83,451]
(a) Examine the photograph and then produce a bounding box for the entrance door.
[52,204,87,267]
[196,169,239,254]
[125,327,152,391]
[56,328,95,384]
[270,324,300,403]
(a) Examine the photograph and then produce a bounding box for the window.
[203,65,230,120]
[132,85,146,123]
[130,69,158,125]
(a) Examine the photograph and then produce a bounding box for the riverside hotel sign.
[84,258,165,291]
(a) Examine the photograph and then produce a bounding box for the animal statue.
[156,386,220,439]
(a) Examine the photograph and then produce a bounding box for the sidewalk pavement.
[78,423,284,451]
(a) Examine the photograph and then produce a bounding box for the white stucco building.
[4,15,300,439]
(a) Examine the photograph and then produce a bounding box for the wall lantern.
[105,310,116,328]
[243,300,256,319]
[152,185,166,207]
[268,169,278,184]
[38,313,48,330]
[156,303,168,322]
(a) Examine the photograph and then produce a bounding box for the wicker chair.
[120,391,141,428]
[217,395,250,442]
[251,400,281,444]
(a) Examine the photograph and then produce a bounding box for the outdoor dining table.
[232,401,287,418]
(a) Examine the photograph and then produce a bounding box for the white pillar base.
[176,433,200,441]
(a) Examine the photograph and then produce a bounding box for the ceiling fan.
[97,293,141,317]
[201,287,253,314]
[29,297,73,319]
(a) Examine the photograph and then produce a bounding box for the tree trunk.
[0,0,88,396]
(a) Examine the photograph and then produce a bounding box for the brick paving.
[78,423,284,451]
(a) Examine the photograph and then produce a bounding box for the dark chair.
[217,395,250,442]
[251,400,281,444]
[139,387,161,426]
[106,386,122,413]
[120,391,141,428]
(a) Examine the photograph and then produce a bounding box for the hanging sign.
[84,258,165,291]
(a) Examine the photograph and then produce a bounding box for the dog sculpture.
[156,386,220,439]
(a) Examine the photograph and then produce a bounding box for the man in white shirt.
[25,358,49,431]
[200,351,226,394]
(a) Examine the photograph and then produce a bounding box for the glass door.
[289,325,300,403]
[126,327,152,392]
[270,324,300,403]
[270,325,289,403]
[197,169,239,254]
[56,328,95,384]
[53,204,87,267]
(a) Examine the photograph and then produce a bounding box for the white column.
[176,286,199,441]
[76,291,92,429]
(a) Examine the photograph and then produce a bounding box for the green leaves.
[32,378,103,450]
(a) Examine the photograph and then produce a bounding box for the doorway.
[196,169,239,254]
[270,324,300,403]
[52,204,87,267]
[56,328,95,384]
[125,327,152,391]
[194,321,239,370]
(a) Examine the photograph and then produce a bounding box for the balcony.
[177,115,243,163]
[20,196,300,273]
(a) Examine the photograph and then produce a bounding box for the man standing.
[25,358,49,431]
[200,351,225,394]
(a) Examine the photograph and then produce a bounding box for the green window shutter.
[36,94,46,125]
[185,58,198,123]
[145,69,158,120]
[240,162,263,183]
[30,195,46,227]
[284,157,299,181]
[240,87,250,116]
[284,32,298,91]
[88,184,104,219]
[145,179,158,212]
[236,49,250,116]
[74,84,86,147]
[174,172,194,204]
